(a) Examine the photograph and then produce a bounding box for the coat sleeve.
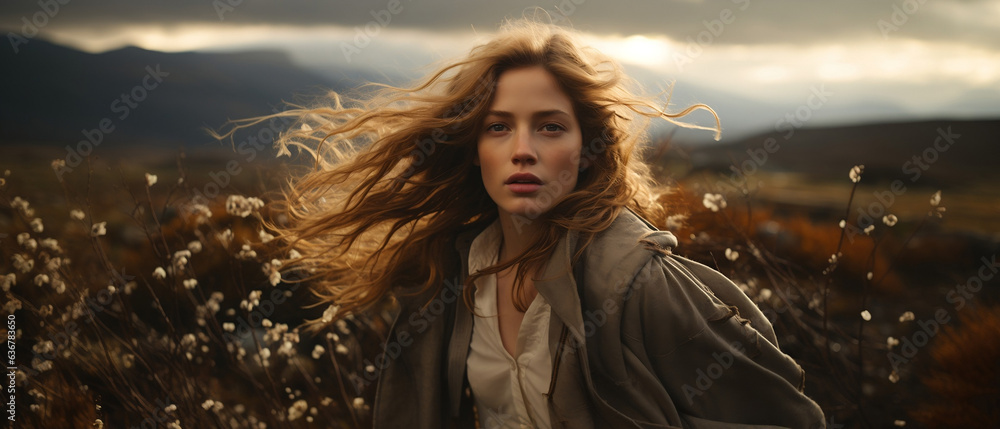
[626,252,826,429]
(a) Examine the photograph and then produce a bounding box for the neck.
[497,211,542,264]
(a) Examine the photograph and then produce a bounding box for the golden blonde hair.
[217,18,719,315]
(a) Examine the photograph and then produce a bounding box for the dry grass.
[2,152,998,428]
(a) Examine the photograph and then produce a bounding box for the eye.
[540,123,565,133]
[485,123,508,133]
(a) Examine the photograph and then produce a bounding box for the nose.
[510,130,537,165]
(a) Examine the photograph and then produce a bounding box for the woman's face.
[476,66,582,221]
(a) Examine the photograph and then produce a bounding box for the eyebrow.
[485,109,572,119]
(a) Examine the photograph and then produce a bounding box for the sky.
[3,0,999,139]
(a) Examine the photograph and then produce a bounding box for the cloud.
[2,0,999,49]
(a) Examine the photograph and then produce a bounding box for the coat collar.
[447,208,675,418]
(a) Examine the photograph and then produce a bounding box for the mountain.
[0,38,345,151]
[672,118,1000,187]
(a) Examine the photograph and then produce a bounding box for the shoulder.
[579,207,677,295]
[581,208,777,346]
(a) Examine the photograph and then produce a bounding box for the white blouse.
[466,220,553,429]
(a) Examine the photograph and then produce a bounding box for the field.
[2,142,999,428]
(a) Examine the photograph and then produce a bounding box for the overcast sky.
[4,0,999,136]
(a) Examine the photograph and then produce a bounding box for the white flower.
[894,420,906,427]
[201,399,215,410]
[12,254,34,273]
[187,240,203,253]
[223,322,235,332]
[321,305,340,323]
[11,197,34,217]
[269,270,281,287]
[277,144,291,158]
[153,267,167,280]
[883,214,898,227]
[887,336,900,348]
[39,238,61,253]
[898,311,915,322]
[860,310,871,321]
[335,344,349,355]
[929,190,946,218]
[702,193,727,212]
[930,190,941,207]
[665,214,687,231]
[238,244,257,260]
[91,222,107,237]
[70,209,85,220]
[183,279,198,290]
[288,400,308,421]
[226,195,265,218]
[259,229,274,243]
[849,164,864,183]
[888,370,900,383]
[3,297,22,313]
[145,173,158,187]
[33,274,49,286]
[277,340,296,357]
[863,225,875,235]
[352,397,365,411]
[173,250,192,270]
[30,218,44,233]
[1,273,15,292]
[300,123,313,132]
[311,345,325,359]
[289,249,301,259]
[866,272,873,280]
[724,248,739,262]
[20,237,37,252]
[758,288,772,301]
[189,204,212,222]
[217,229,233,246]
[838,220,846,229]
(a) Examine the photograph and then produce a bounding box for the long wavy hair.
[215,19,719,316]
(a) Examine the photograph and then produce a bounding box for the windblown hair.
[217,19,719,317]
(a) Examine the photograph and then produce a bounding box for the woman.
[262,19,825,428]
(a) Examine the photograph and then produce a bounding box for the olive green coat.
[372,209,826,428]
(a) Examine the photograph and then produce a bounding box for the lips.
[504,172,542,194]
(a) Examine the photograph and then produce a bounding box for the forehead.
[489,66,574,113]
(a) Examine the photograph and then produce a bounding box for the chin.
[500,200,551,221]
